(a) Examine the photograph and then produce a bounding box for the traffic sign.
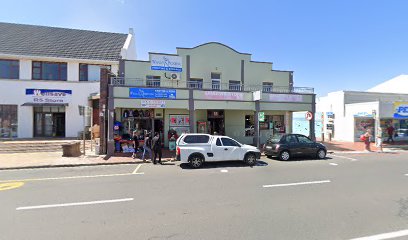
[259,112,265,121]
[305,111,313,121]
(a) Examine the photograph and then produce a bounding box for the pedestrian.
[132,130,139,159]
[152,132,162,165]
[376,127,383,153]
[142,132,152,162]
[361,129,372,152]
[386,124,395,143]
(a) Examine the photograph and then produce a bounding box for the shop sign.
[129,88,176,99]
[141,100,166,108]
[259,112,265,121]
[353,112,373,117]
[393,102,408,119]
[204,91,244,100]
[169,115,190,127]
[25,89,72,104]
[326,112,334,118]
[150,54,182,72]
[269,94,303,102]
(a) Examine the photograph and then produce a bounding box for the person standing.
[132,130,139,159]
[152,132,162,165]
[363,129,372,152]
[386,124,395,143]
[376,127,383,152]
[142,132,152,163]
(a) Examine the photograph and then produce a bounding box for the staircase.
[0,139,94,154]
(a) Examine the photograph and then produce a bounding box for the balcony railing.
[110,77,314,94]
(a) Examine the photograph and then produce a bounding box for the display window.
[244,114,285,137]
[354,118,374,140]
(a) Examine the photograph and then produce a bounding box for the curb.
[0,158,176,171]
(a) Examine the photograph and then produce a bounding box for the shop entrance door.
[34,106,66,137]
[208,110,225,135]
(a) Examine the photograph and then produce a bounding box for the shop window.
[263,82,273,93]
[32,61,67,81]
[211,73,221,90]
[188,78,203,89]
[146,75,161,87]
[229,80,241,91]
[0,59,19,79]
[245,115,255,136]
[79,64,111,81]
[0,105,18,138]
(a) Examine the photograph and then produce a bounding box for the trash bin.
[169,140,176,151]
[62,142,81,157]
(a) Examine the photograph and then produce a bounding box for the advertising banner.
[204,91,244,100]
[269,94,303,102]
[393,102,408,119]
[25,89,72,104]
[141,100,166,108]
[129,88,176,99]
[150,54,182,72]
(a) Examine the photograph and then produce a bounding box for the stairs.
[0,140,94,154]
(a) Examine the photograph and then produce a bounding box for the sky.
[1,0,408,97]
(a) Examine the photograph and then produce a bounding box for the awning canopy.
[21,103,69,107]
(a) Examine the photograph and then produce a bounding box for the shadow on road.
[180,160,269,170]
[266,156,332,162]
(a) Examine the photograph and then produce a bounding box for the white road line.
[349,229,408,240]
[263,180,331,188]
[132,164,143,174]
[220,169,228,173]
[16,198,134,211]
[332,155,358,161]
[0,172,143,183]
[329,163,338,166]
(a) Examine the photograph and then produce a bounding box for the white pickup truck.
[175,134,261,168]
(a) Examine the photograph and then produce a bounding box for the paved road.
[1,152,408,240]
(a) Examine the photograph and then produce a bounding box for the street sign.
[259,112,265,121]
[305,111,313,121]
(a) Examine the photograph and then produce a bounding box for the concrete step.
[0,140,94,153]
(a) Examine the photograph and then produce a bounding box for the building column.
[254,100,260,148]
[309,94,316,141]
[186,55,195,133]
[99,68,109,154]
[285,111,292,134]
[106,85,115,157]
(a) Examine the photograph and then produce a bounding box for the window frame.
[211,72,221,90]
[146,75,161,87]
[220,137,241,147]
[263,82,273,93]
[188,78,203,89]
[0,59,19,79]
[32,61,67,81]
[79,64,111,82]
[229,80,241,91]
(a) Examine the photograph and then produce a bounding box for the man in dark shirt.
[152,132,162,165]
[386,125,395,143]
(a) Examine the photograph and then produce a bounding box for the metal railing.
[110,77,314,94]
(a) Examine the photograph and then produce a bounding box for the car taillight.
[176,147,180,156]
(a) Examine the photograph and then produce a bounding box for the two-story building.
[0,22,136,138]
[104,42,315,154]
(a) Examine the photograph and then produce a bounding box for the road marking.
[0,182,24,191]
[0,172,143,183]
[16,198,134,211]
[329,163,338,166]
[220,169,228,173]
[132,164,143,174]
[263,180,331,188]
[349,229,408,240]
[332,155,358,161]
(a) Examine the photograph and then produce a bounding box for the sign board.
[204,91,244,100]
[25,89,72,104]
[253,91,261,101]
[353,112,373,117]
[393,102,408,119]
[129,88,176,99]
[305,111,313,121]
[141,100,166,108]
[259,112,265,121]
[150,54,182,72]
[269,94,303,102]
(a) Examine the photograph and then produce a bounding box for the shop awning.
[21,103,69,106]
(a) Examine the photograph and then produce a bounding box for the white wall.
[0,79,99,138]
[68,62,79,81]
[19,59,32,80]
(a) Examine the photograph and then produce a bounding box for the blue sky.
[2,0,407,97]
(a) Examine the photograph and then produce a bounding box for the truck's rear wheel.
[189,155,204,168]
[245,153,257,166]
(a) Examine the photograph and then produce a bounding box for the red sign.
[305,111,313,121]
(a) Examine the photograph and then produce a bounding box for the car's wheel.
[245,153,257,166]
[279,150,290,161]
[316,149,326,159]
[189,155,204,168]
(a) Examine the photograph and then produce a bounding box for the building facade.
[317,89,408,142]
[105,42,315,154]
[0,22,136,138]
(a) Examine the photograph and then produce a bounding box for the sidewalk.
[319,140,408,153]
[0,149,176,170]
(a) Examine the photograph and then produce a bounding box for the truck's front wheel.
[189,155,204,168]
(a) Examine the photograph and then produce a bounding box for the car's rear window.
[183,135,210,144]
